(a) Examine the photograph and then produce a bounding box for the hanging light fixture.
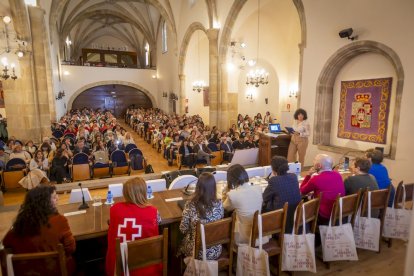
[1,15,24,80]
[246,0,269,87]
[192,31,206,93]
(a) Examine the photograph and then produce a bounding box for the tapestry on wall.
[0,81,4,108]
[337,77,392,144]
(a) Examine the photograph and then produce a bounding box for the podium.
[258,133,291,166]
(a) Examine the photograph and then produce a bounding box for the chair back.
[125,144,138,153]
[69,188,92,203]
[331,191,362,226]
[394,181,414,209]
[115,228,168,276]
[246,167,265,179]
[0,140,5,148]
[207,142,219,152]
[294,196,321,234]
[5,244,67,276]
[72,153,89,165]
[129,149,145,170]
[110,150,128,165]
[361,187,391,216]
[108,183,123,197]
[251,203,287,247]
[213,171,227,182]
[194,213,235,274]
[168,175,198,190]
[146,179,167,192]
[262,165,272,178]
[52,130,64,139]
[5,158,26,171]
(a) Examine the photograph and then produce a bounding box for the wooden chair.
[331,190,362,226]
[3,243,68,276]
[394,181,414,209]
[2,158,27,191]
[361,187,391,252]
[194,212,236,275]
[250,203,288,275]
[293,196,321,234]
[115,228,168,276]
[70,152,91,181]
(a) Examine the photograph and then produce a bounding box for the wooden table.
[0,189,190,241]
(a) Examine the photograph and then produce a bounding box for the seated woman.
[50,149,70,184]
[29,150,49,174]
[179,172,224,259]
[222,164,263,245]
[93,141,110,164]
[40,142,56,164]
[179,139,195,168]
[10,142,31,163]
[24,140,37,156]
[366,149,394,206]
[3,185,76,274]
[345,157,379,195]
[122,132,135,145]
[106,177,162,276]
[263,156,301,232]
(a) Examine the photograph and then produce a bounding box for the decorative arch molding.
[67,80,158,110]
[178,22,207,76]
[314,40,404,160]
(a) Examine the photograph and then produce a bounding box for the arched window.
[162,21,168,53]
[25,0,37,6]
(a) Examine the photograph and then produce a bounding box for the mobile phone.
[344,157,350,171]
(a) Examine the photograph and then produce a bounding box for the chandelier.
[192,31,207,93]
[246,0,269,87]
[1,15,25,81]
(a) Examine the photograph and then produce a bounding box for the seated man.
[193,136,214,166]
[232,134,246,150]
[300,154,345,224]
[220,136,234,162]
[73,138,91,156]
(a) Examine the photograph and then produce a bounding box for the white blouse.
[292,120,310,138]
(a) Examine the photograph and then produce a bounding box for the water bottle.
[106,190,113,204]
[295,167,301,180]
[147,185,153,199]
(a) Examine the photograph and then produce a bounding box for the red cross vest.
[106,202,161,276]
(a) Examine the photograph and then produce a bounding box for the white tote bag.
[282,204,316,273]
[236,214,270,276]
[353,191,381,251]
[183,224,219,276]
[319,198,358,262]
[383,184,412,241]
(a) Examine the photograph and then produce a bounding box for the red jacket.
[300,171,345,219]
[106,202,161,276]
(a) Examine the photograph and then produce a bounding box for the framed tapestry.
[337,77,392,144]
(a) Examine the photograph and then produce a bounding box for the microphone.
[78,182,89,210]
[182,178,199,195]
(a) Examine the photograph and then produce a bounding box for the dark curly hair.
[271,156,289,176]
[294,108,308,120]
[13,185,58,236]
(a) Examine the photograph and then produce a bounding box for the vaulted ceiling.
[49,0,178,65]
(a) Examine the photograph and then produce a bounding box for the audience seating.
[3,243,68,276]
[394,181,414,209]
[2,158,27,191]
[69,188,92,203]
[251,203,288,275]
[71,153,91,181]
[108,183,123,197]
[246,166,266,179]
[125,144,137,154]
[115,228,168,276]
[194,213,236,275]
[361,187,391,252]
[331,190,362,226]
[146,179,167,192]
[110,150,130,176]
[128,148,146,174]
[168,175,198,190]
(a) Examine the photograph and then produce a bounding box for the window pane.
[104,54,117,64]
[87,53,100,62]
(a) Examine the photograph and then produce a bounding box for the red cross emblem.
[117,218,142,242]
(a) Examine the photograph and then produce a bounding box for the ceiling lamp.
[1,15,24,80]
[192,31,207,93]
[246,0,269,88]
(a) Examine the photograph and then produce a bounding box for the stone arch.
[178,22,208,76]
[67,80,158,110]
[314,40,404,159]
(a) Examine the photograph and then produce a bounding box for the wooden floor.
[1,120,408,275]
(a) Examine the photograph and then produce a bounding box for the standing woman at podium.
[287,108,310,165]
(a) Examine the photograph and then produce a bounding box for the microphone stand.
[78,182,89,210]
[182,179,199,196]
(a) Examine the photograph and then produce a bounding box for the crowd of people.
[1,106,395,275]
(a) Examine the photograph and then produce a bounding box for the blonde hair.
[123,177,149,207]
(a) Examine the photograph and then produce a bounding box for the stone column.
[218,63,230,130]
[206,28,219,127]
[178,74,186,115]
[296,42,305,107]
